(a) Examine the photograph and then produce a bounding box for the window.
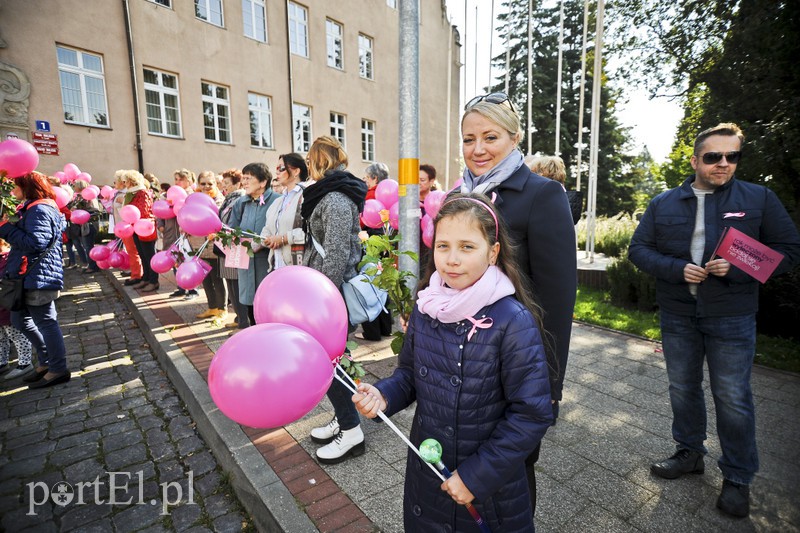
[148,0,171,6]
[201,82,231,143]
[386,0,397,8]
[249,93,273,149]
[144,68,182,137]
[326,19,343,69]
[242,0,267,42]
[57,45,109,126]
[292,103,312,153]
[359,34,374,80]
[361,119,375,161]
[288,2,308,58]
[195,0,223,26]
[330,112,345,148]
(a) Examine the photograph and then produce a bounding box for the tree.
[493,0,642,216]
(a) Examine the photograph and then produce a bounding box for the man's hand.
[441,471,474,505]
[683,263,708,283]
[705,258,731,277]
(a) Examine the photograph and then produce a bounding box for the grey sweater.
[303,191,362,288]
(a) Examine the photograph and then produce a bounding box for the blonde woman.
[189,171,226,320]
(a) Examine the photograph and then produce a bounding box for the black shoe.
[124,278,143,286]
[23,368,49,383]
[717,480,749,518]
[28,372,71,389]
[169,289,186,298]
[650,449,704,479]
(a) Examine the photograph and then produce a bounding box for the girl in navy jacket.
[353,193,553,532]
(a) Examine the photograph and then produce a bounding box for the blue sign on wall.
[35,120,51,132]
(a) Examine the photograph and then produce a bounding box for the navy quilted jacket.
[376,296,553,532]
[0,199,64,290]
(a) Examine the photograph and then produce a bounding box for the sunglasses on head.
[700,151,741,165]
[465,92,516,112]
[276,165,286,172]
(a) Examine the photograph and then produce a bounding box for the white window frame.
[143,68,182,138]
[326,19,344,70]
[386,0,397,8]
[195,0,224,27]
[242,0,267,42]
[292,103,312,153]
[148,0,171,7]
[358,33,374,80]
[288,2,309,58]
[249,92,274,149]
[361,119,375,162]
[56,45,110,127]
[330,112,346,149]
[201,81,232,144]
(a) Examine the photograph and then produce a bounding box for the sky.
[444,0,683,162]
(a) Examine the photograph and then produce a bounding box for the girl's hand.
[352,383,386,419]
[441,471,474,505]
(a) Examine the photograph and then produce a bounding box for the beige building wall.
[0,0,460,186]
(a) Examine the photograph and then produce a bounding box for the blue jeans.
[660,310,758,485]
[11,300,68,374]
[327,352,360,431]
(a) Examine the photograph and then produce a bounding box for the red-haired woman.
[0,172,69,388]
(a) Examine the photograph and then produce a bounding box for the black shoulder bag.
[0,237,60,311]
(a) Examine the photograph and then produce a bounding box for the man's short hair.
[694,123,745,154]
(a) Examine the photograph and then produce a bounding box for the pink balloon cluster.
[89,241,130,271]
[362,179,400,230]
[420,190,447,248]
[0,139,39,178]
[175,193,222,236]
[208,265,347,428]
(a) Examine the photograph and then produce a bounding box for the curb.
[109,272,318,533]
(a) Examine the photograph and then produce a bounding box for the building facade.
[0,0,461,186]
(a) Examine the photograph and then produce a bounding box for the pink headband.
[441,197,499,241]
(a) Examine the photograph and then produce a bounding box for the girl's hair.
[418,192,542,324]
[461,100,523,145]
[221,168,242,185]
[280,153,309,181]
[307,136,348,180]
[16,172,56,201]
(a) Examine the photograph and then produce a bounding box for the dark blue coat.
[376,296,553,532]
[0,199,64,291]
[629,176,800,317]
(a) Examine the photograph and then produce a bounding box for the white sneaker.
[316,426,365,464]
[4,364,34,380]
[310,416,340,444]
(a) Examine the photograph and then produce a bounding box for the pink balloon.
[53,187,71,209]
[362,199,386,229]
[176,203,222,237]
[71,209,90,225]
[0,139,39,178]
[166,185,188,204]
[208,323,334,429]
[100,185,115,199]
[54,171,67,183]
[96,259,111,270]
[63,163,81,180]
[88,184,100,195]
[108,251,125,268]
[172,196,186,215]
[152,199,175,219]
[114,223,135,239]
[150,251,176,274]
[184,192,219,214]
[421,214,434,248]
[118,252,130,271]
[253,265,348,361]
[175,258,211,290]
[133,218,155,237]
[375,179,399,208]
[120,205,141,224]
[77,172,92,183]
[423,190,447,219]
[89,245,111,262]
[81,187,98,201]
[389,201,399,231]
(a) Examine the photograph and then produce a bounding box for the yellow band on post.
[398,158,419,185]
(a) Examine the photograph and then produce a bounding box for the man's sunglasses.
[465,92,516,113]
[700,151,741,165]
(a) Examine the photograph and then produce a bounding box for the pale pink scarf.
[417,266,515,341]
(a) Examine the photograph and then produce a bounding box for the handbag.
[311,236,388,325]
[0,233,60,311]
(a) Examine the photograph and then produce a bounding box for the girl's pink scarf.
[417,266,515,339]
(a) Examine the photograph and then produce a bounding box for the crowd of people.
[1,91,798,530]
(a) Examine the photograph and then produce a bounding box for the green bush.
[606,255,657,311]
[576,212,639,257]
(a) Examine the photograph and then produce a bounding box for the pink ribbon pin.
[465,316,493,342]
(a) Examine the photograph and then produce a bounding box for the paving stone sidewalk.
[0,268,254,532]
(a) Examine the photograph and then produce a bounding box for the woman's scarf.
[460,149,525,196]
[416,266,515,340]
[300,170,368,221]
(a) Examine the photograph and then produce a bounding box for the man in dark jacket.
[629,123,800,518]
